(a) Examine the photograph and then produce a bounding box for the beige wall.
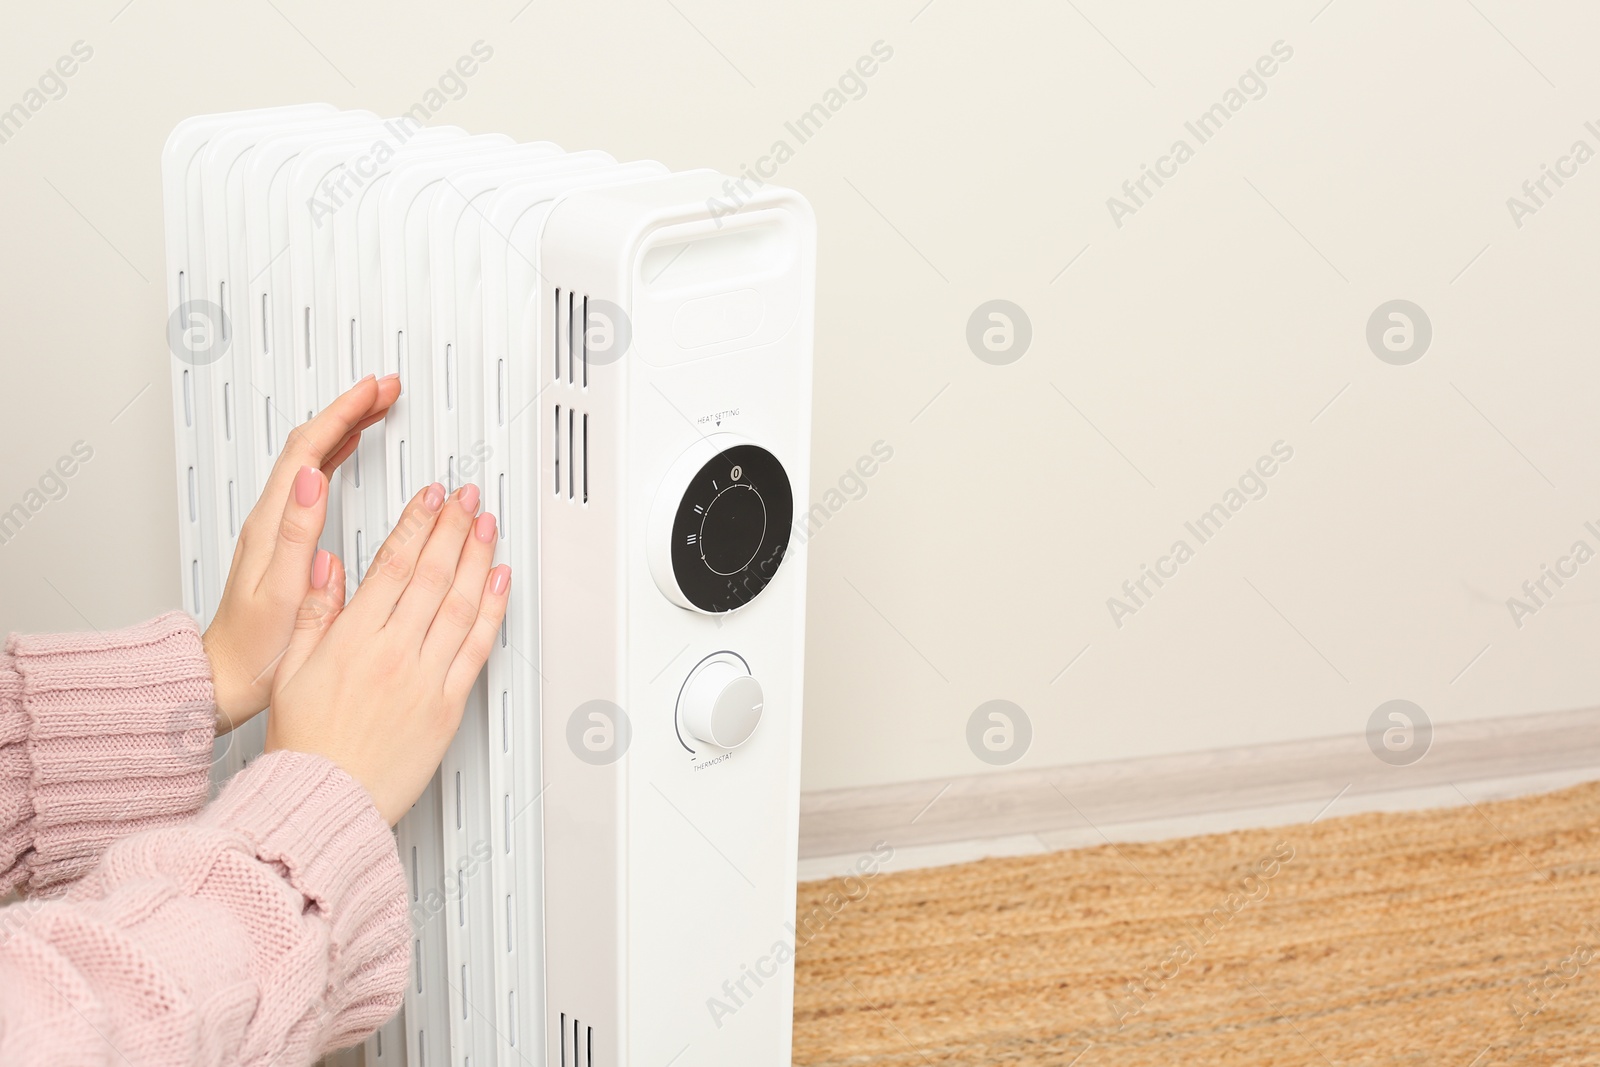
[2,0,1598,791]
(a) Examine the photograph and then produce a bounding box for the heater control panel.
[649,436,794,614]
[540,175,813,1067]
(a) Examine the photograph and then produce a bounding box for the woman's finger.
[261,466,329,609]
[350,407,393,434]
[275,549,347,683]
[444,565,511,703]
[320,430,362,476]
[234,375,398,584]
[387,484,479,638]
[422,508,497,674]
[256,374,400,525]
[343,482,447,629]
[320,410,392,477]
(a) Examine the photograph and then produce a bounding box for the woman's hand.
[201,374,402,733]
[264,481,510,825]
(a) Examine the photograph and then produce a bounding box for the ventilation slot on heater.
[553,406,588,504]
[567,290,576,385]
[445,343,455,409]
[556,286,595,388]
[559,1012,594,1067]
[176,273,189,419]
[553,284,593,505]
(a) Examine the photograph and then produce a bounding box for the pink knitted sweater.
[0,612,409,1065]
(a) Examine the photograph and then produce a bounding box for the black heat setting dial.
[667,444,793,613]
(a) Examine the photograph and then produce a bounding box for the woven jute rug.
[792,781,1600,1065]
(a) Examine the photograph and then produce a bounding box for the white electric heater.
[162,107,814,1067]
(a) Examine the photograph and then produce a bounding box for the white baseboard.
[796,705,1600,875]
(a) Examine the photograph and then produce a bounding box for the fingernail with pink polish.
[424,483,446,511]
[311,549,332,590]
[459,483,481,513]
[294,466,321,507]
[489,565,510,595]
[474,513,496,542]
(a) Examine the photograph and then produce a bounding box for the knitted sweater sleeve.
[0,611,216,894]
[0,749,410,1064]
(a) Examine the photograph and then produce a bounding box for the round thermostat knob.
[681,660,764,749]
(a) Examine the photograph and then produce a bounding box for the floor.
[792,778,1600,1065]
